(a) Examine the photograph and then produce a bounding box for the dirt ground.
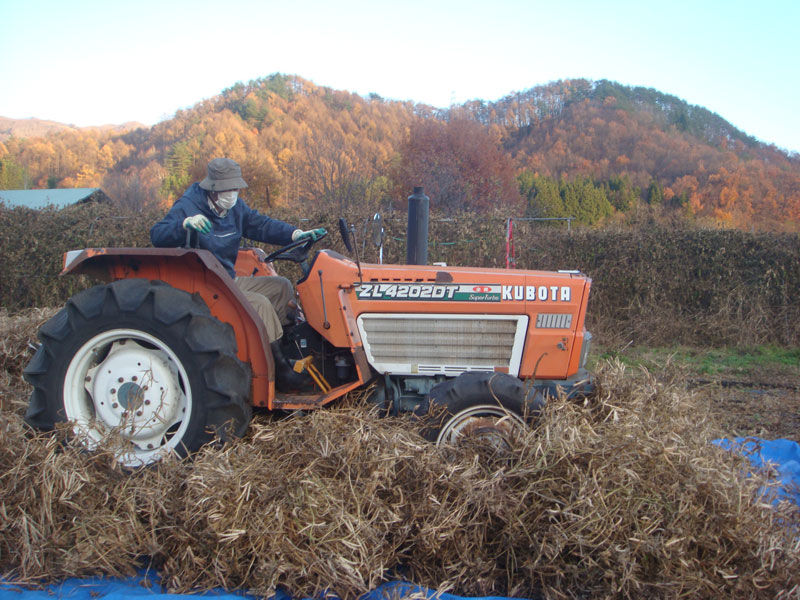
[696,382,800,442]
[595,346,800,443]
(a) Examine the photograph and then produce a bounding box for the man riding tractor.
[150,157,326,392]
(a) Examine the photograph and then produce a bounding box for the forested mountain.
[0,117,144,143]
[1,74,798,230]
[477,79,800,228]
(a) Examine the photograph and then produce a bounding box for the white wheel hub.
[63,329,192,466]
[436,405,526,447]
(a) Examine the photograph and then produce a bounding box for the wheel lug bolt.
[136,411,143,417]
[143,385,148,391]
[147,444,154,449]
[85,376,91,382]
[144,400,151,405]
[132,376,138,382]
[110,389,116,394]
[112,403,119,409]
[118,377,124,383]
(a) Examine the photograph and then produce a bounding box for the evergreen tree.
[647,179,664,205]
[0,159,27,190]
[604,174,638,212]
[519,172,564,218]
[561,178,613,225]
[161,142,194,199]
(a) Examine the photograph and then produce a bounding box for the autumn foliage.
[1,75,799,230]
[391,118,521,213]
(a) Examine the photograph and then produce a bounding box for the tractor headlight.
[579,331,592,369]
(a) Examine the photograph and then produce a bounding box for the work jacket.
[150,182,296,278]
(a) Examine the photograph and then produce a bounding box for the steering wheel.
[262,230,328,267]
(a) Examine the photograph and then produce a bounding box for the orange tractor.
[24,220,593,466]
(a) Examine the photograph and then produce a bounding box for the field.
[600,346,800,441]
[2,308,800,600]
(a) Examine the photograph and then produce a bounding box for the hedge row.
[1,204,798,347]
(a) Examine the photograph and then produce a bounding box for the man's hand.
[183,215,212,234]
[292,228,327,242]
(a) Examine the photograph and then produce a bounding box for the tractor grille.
[357,314,528,376]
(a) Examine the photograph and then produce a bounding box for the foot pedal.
[293,356,331,393]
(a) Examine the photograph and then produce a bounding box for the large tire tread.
[23,278,252,458]
[421,372,545,442]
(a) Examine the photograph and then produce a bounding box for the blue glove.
[292,227,327,242]
[183,214,212,234]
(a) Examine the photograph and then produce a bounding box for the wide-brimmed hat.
[199,158,248,191]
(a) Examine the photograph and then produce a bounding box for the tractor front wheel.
[24,279,252,467]
[422,372,545,448]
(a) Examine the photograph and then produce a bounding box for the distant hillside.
[0,116,144,142]
[470,79,800,228]
[0,75,798,230]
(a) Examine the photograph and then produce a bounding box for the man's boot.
[270,340,312,392]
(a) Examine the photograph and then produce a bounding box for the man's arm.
[150,202,190,248]
[240,201,297,246]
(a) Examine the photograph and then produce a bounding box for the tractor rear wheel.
[23,279,252,467]
[422,372,545,448]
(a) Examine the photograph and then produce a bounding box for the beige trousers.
[234,276,294,342]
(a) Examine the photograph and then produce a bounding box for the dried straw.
[0,308,57,412]
[2,316,799,599]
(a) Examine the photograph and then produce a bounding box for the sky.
[1,0,798,154]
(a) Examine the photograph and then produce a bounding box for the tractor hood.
[297,250,592,381]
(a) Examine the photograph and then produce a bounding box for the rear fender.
[61,247,275,407]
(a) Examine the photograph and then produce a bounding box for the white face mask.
[216,190,238,210]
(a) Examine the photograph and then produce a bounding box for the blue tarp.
[713,437,800,506]
[0,574,528,600]
[3,438,799,600]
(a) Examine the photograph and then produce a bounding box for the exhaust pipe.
[406,186,429,265]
